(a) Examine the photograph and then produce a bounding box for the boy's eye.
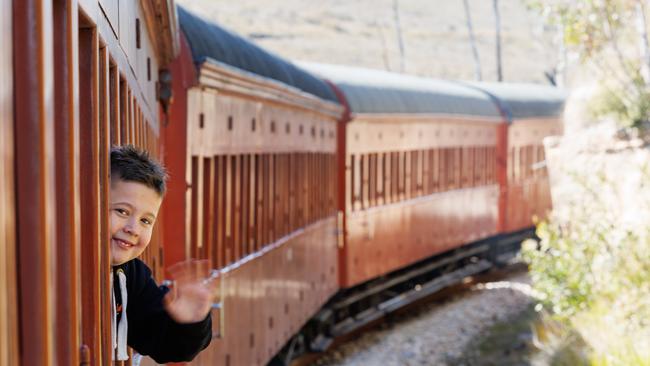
[141,218,153,226]
[115,208,129,216]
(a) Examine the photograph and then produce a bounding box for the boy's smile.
[110,179,163,266]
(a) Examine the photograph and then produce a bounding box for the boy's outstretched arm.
[124,259,212,363]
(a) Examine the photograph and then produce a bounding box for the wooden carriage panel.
[344,187,499,287]
[8,1,172,365]
[98,43,115,366]
[77,0,163,131]
[189,92,338,156]
[98,0,118,35]
[118,0,137,72]
[78,22,106,366]
[51,1,85,364]
[0,0,18,363]
[347,117,498,155]
[504,118,562,232]
[404,151,412,199]
[342,116,501,286]
[137,27,159,106]
[12,1,61,363]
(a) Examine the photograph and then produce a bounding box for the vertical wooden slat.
[283,154,290,234]
[288,154,295,232]
[351,154,359,211]
[309,153,315,221]
[274,154,283,238]
[98,44,112,366]
[396,152,402,199]
[299,153,304,223]
[109,64,120,145]
[255,154,265,251]
[78,25,102,365]
[249,154,257,253]
[430,149,436,194]
[119,78,127,143]
[391,152,397,200]
[359,154,366,210]
[14,0,57,364]
[382,153,389,204]
[268,154,276,242]
[233,155,242,260]
[302,153,308,223]
[0,0,18,363]
[241,154,249,256]
[315,153,321,218]
[454,147,463,189]
[286,153,293,232]
[367,154,375,208]
[140,111,145,147]
[215,156,226,267]
[52,0,81,364]
[190,156,201,259]
[225,155,234,263]
[404,151,411,198]
[430,149,435,193]
[326,154,332,213]
[345,154,352,212]
[204,157,215,262]
[127,89,134,143]
[263,155,271,246]
[496,123,508,232]
[417,150,424,195]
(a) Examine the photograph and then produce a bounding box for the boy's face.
[109,178,163,266]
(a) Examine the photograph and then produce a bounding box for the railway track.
[274,229,534,366]
[290,263,529,366]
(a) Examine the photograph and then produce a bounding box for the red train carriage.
[1,0,177,364]
[153,7,343,366]
[471,83,565,235]
[300,62,505,288]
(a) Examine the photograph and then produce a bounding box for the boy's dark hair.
[110,145,168,195]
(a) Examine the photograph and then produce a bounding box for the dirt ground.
[176,0,559,84]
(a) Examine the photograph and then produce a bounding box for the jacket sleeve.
[125,260,212,363]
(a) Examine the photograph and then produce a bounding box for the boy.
[110,145,212,363]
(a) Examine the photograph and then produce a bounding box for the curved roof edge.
[468,82,566,121]
[177,6,339,104]
[297,62,503,120]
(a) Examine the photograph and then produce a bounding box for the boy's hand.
[163,260,218,324]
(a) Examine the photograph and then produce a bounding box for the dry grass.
[176,0,559,83]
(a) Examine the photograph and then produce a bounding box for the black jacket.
[113,259,212,363]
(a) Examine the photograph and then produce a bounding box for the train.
[0,1,564,366]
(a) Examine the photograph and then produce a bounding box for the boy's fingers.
[163,282,178,308]
[202,277,221,301]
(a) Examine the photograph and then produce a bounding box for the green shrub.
[521,149,650,365]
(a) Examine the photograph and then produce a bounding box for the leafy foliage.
[529,0,650,128]
[521,152,650,364]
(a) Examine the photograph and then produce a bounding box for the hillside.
[176,0,558,84]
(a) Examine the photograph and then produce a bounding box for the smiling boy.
[110,145,212,362]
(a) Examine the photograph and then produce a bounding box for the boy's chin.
[111,254,134,266]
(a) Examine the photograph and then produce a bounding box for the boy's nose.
[123,223,139,236]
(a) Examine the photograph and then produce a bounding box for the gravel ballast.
[312,271,537,366]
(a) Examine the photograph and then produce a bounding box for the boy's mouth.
[113,237,135,249]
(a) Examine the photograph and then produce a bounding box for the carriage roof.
[177,6,339,104]
[468,82,566,121]
[298,62,504,120]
